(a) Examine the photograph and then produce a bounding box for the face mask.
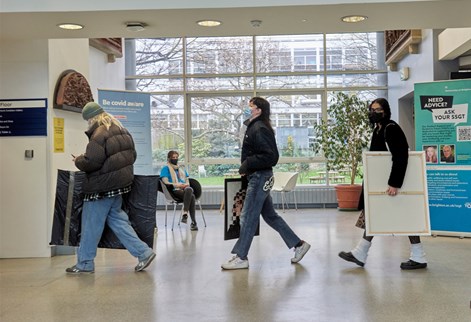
[243,107,252,119]
[170,159,178,165]
[368,111,384,124]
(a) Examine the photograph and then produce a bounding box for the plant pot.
[334,184,362,210]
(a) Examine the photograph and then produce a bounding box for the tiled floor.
[1,208,470,322]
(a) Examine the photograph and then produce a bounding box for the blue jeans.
[231,169,301,260]
[76,194,154,271]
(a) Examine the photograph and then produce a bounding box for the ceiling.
[1,0,471,40]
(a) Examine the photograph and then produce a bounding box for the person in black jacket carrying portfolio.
[338,98,428,270]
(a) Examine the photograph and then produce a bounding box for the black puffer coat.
[75,122,137,194]
[239,117,279,175]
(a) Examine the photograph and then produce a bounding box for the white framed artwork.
[363,151,431,236]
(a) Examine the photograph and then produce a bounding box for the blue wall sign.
[0,99,47,137]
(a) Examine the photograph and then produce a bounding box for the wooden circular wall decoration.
[53,69,94,112]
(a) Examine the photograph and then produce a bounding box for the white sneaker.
[221,255,249,270]
[291,241,311,263]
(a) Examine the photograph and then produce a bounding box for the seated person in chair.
[160,150,198,231]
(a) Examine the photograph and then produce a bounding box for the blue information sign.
[97,90,153,175]
[0,99,47,136]
[414,80,471,236]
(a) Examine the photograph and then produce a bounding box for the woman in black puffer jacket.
[66,102,155,274]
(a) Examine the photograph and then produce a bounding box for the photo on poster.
[224,177,260,240]
[423,145,438,164]
[439,144,456,164]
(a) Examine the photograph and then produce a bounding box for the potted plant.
[315,92,372,209]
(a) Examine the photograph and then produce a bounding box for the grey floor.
[1,208,470,322]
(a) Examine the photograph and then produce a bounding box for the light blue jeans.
[231,169,301,260]
[76,194,154,271]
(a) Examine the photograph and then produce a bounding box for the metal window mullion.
[183,37,192,169]
[321,33,330,184]
[253,35,257,96]
[125,69,368,79]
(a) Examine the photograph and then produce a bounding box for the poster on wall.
[363,151,431,236]
[98,89,153,175]
[425,168,471,235]
[415,79,471,166]
[414,79,471,236]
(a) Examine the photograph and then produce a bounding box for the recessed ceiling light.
[341,15,368,23]
[57,23,84,30]
[196,20,222,27]
[125,22,146,32]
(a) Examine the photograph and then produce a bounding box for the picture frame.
[363,151,431,236]
[224,177,260,240]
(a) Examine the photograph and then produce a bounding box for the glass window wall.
[126,33,387,186]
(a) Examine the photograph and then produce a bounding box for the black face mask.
[368,111,384,124]
[170,159,178,165]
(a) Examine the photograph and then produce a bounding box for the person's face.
[169,153,179,163]
[368,102,385,124]
[443,147,452,157]
[426,147,435,157]
[369,102,384,114]
[248,102,262,119]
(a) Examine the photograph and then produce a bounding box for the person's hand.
[238,161,248,176]
[386,186,398,196]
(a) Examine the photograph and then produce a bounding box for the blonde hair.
[88,112,123,130]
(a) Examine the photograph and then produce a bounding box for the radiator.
[157,186,338,209]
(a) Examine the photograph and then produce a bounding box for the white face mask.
[244,104,262,120]
[243,107,252,119]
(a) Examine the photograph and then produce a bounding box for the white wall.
[47,39,92,258]
[47,40,126,253]
[0,38,125,258]
[0,39,50,258]
[387,29,459,151]
[89,46,126,97]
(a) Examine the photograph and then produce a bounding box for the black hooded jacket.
[370,119,409,188]
[239,117,279,175]
[358,119,409,211]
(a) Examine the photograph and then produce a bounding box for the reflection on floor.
[1,209,470,322]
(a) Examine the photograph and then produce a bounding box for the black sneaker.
[338,251,365,267]
[65,265,94,274]
[135,252,156,272]
[190,222,198,231]
[400,260,427,270]
[181,214,188,224]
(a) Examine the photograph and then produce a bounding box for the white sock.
[351,238,372,263]
[410,243,427,263]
